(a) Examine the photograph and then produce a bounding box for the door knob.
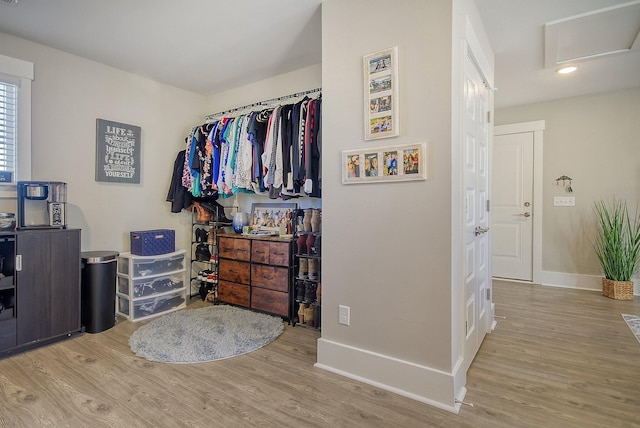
[474,226,490,236]
[516,212,531,217]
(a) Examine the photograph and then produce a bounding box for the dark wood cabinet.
[218,235,293,319]
[0,229,81,355]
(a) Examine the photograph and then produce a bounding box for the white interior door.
[462,50,491,368]
[491,132,534,281]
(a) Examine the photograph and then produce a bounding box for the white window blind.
[0,80,17,174]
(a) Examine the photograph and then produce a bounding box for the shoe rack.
[292,208,321,329]
[190,204,233,302]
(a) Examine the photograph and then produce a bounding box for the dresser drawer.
[251,241,290,266]
[218,280,250,307]
[219,237,251,261]
[219,259,250,284]
[251,287,288,316]
[251,264,289,292]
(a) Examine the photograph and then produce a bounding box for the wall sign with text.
[95,119,141,184]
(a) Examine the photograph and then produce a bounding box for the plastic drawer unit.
[116,250,187,321]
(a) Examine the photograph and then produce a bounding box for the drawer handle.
[273,252,284,256]
[255,250,265,254]
[237,249,248,252]
[230,269,238,274]
[264,275,274,280]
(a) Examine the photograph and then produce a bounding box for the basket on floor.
[602,278,634,300]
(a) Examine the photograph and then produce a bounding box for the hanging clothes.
[166,149,193,213]
[169,91,322,213]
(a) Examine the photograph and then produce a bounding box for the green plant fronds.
[593,199,640,281]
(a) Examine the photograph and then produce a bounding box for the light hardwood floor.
[0,281,639,427]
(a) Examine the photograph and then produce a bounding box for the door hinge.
[16,254,22,271]
[487,111,491,123]
[486,199,490,212]
[465,321,468,334]
[486,288,491,300]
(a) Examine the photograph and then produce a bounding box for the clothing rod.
[204,87,321,122]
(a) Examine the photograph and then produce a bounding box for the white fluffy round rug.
[129,305,284,363]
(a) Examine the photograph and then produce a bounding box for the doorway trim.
[493,120,544,284]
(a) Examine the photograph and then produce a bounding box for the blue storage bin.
[130,229,175,256]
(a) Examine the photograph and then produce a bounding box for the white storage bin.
[116,250,187,321]
[117,271,185,298]
[117,250,185,277]
[117,295,130,317]
[117,289,186,321]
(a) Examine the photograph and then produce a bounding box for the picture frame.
[250,203,298,235]
[95,118,141,184]
[342,142,427,184]
[363,46,399,140]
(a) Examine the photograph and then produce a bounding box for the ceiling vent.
[0,0,19,5]
[544,0,640,67]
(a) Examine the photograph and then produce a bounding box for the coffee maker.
[17,181,67,229]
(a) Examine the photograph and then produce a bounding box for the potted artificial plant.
[593,198,640,300]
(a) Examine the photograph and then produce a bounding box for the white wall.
[319,0,460,410]
[0,31,206,254]
[495,88,640,292]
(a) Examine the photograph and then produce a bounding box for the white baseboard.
[315,338,461,414]
[537,271,640,295]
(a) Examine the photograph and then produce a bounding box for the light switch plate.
[339,305,350,326]
[554,196,575,207]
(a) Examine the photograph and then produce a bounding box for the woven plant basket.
[602,278,634,300]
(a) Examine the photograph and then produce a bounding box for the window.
[0,80,17,180]
[0,54,33,191]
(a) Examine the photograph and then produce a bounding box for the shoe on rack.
[304,282,317,304]
[198,282,208,300]
[195,228,206,242]
[195,243,211,262]
[200,201,233,225]
[308,258,318,281]
[191,202,212,224]
[295,281,305,302]
[296,234,307,255]
[304,306,315,326]
[298,258,308,280]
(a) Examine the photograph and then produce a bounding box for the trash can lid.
[81,251,119,263]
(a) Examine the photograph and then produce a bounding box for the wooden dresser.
[217,234,293,319]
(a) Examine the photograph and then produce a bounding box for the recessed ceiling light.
[557,66,577,74]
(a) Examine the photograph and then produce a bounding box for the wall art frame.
[95,118,141,184]
[250,202,297,234]
[363,46,399,140]
[342,142,427,184]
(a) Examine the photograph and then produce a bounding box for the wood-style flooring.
[0,281,639,427]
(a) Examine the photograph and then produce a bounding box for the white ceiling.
[477,0,640,108]
[0,0,639,109]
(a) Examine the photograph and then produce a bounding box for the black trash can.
[81,251,119,333]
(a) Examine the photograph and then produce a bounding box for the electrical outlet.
[339,305,350,326]
[554,196,575,207]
